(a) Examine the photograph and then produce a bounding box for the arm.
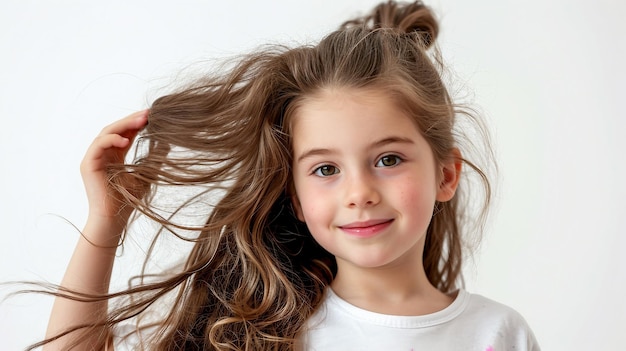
[43,111,149,351]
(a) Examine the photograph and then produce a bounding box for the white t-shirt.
[299,288,540,351]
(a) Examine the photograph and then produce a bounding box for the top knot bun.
[341,0,439,48]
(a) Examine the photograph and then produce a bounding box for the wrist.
[81,214,127,248]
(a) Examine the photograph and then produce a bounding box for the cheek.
[396,177,438,217]
[300,195,327,224]
[297,189,337,239]
[294,184,324,222]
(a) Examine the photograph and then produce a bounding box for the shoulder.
[462,291,530,325]
[457,291,541,350]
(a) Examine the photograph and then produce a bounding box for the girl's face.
[290,88,459,274]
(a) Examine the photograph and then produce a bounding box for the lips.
[339,219,394,238]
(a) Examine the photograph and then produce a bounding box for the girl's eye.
[313,165,339,177]
[376,155,402,167]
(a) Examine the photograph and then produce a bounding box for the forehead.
[290,88,421,150]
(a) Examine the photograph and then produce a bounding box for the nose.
[344,171,381,208]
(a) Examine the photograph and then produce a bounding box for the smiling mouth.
[339,219,394,237]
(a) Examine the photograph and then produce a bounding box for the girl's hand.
[80,110,149,225]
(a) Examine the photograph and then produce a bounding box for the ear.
[436,148,462,202]
[291,193,306,222]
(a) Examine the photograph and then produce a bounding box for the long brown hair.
[32,1,493,350]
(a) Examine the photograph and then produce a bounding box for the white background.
[1,0,625,350]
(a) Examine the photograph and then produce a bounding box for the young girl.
[40,1,539,350]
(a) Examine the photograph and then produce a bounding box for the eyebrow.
[295,136,415,163]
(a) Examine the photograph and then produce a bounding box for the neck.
[330,256,453,316]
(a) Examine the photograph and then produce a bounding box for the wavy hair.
[31,1,493,350]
